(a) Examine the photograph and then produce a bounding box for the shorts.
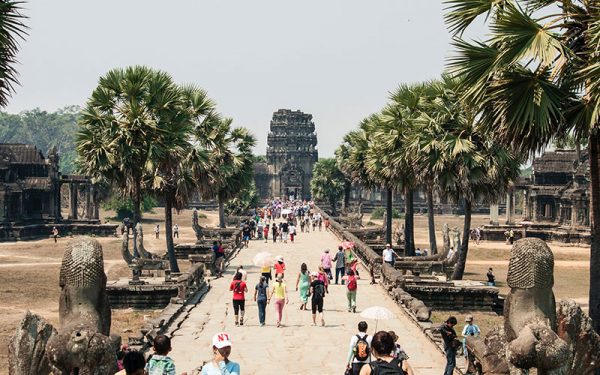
[311,298,323,314]
[233,299,245,314]
[243,235,250,241]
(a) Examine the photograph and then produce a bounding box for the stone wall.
[174,228,242,259]
[404,284,499,311]
[0,223,118,241]
[481,225,591,245]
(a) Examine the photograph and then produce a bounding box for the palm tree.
[445,0,600,330]
[0,1,27,108]
[311,158,346,215]
[148,85,215,272]
[207,119,256,228]
[334,143,353,211]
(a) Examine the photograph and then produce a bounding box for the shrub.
[370,207,401,220]
[102,195,157,220]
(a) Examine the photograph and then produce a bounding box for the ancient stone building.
[0,143,99,225]
[525,149,589,226]
[254,109,318,200]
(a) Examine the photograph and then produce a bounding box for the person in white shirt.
[347,321,373,375]
[173,224,179,238]
[382,244,399,267]
[236,266,247,281]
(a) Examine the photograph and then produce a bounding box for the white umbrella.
[281,209,292,215]
[360,306,395,330]
[252,251,273,267]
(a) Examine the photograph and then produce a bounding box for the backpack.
[313,282,325,298]
[353,334,370,362]
[233,281,242,294]
[347,276,357,291]
[369,358,404,375]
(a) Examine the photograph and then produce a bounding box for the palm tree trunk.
[452,199,472,280]
[330,196,337,216]
[164,197,180,273]
[588,132,600,334]
[404,186,415,256]
[343,180,351,211]
[218,193,226,229]
[132,184,142,258]
[427,186,438,254]
[385,187,393,245]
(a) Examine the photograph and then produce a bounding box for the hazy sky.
[6,1,485,156]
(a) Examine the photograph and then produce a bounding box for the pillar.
[505,191,514,224]
[85,183,92,220]
[69,183,78,220]
[524,190,530,220]
[571,200,578,227]
[490,204,499,225]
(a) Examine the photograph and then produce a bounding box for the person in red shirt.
[274,256,286,279]
[230,272,248,326]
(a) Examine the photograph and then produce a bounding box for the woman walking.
[317,265,330,294]
[295,263,311,310]
[271,223,278,243]
[269,276,288,327]
[254,276,270,326]
[229,272,248,326]
[274,256,286,279]
[345,269,358,313]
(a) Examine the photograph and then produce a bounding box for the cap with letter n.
[212,332,232,349]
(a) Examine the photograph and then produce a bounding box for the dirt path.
[169,228,447,375]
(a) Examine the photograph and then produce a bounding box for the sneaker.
[321,319,325,326]
[240,319,244,326]
[352,307,356,313]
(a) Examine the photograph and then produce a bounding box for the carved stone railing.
[380,263,431,321]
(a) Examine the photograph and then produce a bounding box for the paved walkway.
[170,228,447,374]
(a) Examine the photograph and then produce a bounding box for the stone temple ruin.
[0,143,115,240]
[254,109,318,200]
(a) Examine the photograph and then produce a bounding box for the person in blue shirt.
[461,315,481,370]
[200,332,240,375]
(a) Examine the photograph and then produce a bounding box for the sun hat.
[212,332,232,349]
[311,271,319,277]
[465,315,473,322]
[276,255,284,262]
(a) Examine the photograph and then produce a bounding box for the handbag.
[344,366,352,375]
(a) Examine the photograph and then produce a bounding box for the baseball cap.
[212,332,232,349]
[465,315,473,322]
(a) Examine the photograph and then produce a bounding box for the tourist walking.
[295,263,311,310]
[346,321,372,375]
[254,276,269,326]
[200,332,240,375]
[145,334,178,375]
[155,224,160,239]
[320,249,333,280]
[461,315,480,369]
[229,272,247,326]
[509,229,515,245]
[271,223,278,243]
[345,269,358,313]
[52,226,59,243]
[261,263,272,285]
[309,271,326,326]
[289,222,296,243]
[317,265,330,294]
[300,218,305,233]
[274,255,286,279]
[263,224,269,243]
[269,276,288,327]
[212,241,225,278]
[358,331,414,375]
[242,223,251,248]
[281,220,289,243]
[333,246,346,285]
[173,224,179,239]
[382,243,398,267]
[440,316,459,375]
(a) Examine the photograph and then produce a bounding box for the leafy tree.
[311,158,345,215]
[102,195,157,220]
[225,181,260,215]
[445,0,600,329]
[0,1,27,107]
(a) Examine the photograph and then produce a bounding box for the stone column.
[85,183,92,220]
[490,204,499,225]
[69,183,78,220]
[505,192,514,224]
[91,185,99,220]
[524,190,530,220]
[571,200,578,228]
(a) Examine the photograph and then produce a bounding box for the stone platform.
[0,222,118,241]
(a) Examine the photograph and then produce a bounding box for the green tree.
[445,0,600,329]
[0,1,26,107]
[311,158,345,215]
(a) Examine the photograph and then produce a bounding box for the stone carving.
[442,223,451,252]
[120,224,168,281]
[135,222,157,260]
[466,238,600,374]
[192,208,203,240]
[9,237,119,374]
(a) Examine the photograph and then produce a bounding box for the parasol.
[252,251,273,267]
[360,306,395,330]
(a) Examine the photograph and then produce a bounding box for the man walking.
[320,249,333,280]
[382,243,398,267]
[155,224,160,239]
[333,246,346,284]
[440,316,459,375]
[346,321,372,375]
[281,220,289,243]
[173,224,179,239]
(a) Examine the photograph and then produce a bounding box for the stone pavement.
[169,227,447,374]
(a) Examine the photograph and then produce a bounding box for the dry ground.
[0,207,219,370]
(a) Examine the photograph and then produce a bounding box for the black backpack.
[369,358,404,375]
[313,282,325,298]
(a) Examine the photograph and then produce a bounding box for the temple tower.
[256,109,318,200]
